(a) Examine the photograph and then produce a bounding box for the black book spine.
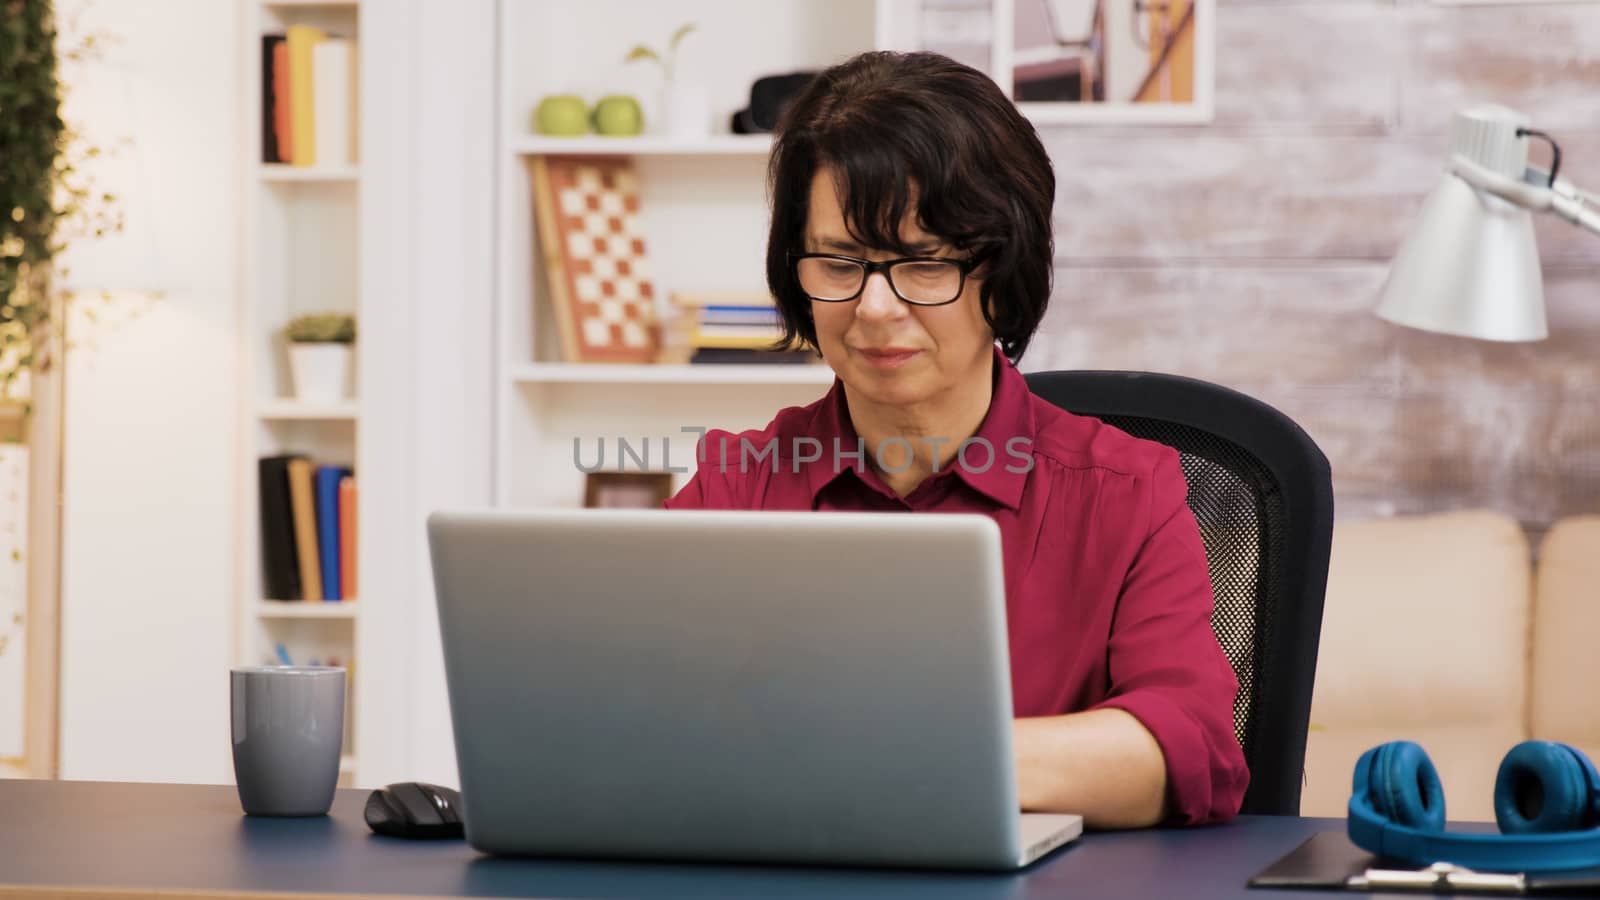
[261,35,283,163]
[258,455,302,600]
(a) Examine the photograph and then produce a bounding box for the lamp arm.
[1451,154,1600,238]
[1547,177,1600,237]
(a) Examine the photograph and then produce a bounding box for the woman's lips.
[856,347,922,369]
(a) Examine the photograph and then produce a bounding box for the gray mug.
[230,666,346,816]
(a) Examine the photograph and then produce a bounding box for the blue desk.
[0,779,1422,899]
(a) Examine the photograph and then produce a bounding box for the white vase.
[662,81,712,139]
[288,343,352,403]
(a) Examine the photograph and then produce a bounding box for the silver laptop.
[427,508,1082,871]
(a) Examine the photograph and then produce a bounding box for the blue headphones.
[1348,740,1600,872]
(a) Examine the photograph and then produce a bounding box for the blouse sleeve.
[1088,446,1251,825]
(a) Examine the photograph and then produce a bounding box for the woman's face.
[803,167,995,410]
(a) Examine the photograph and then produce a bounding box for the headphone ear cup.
[1370,741,1447,832]
[1496,741,1594,834]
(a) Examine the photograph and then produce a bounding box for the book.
[315,465,350,601]
[287,457,323,602]
[273,39,293,164]
[286,25,326,167]
[257,455,302,600]
[693,323,785,339]
[311,38,357,166]
[699,308,781,327]
[689,331,787,350]
[261,35,284,163]
[670,291,777,308]
[689,347,818,365]
[339,475,358,601]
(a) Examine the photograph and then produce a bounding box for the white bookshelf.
[493,0,886,510]
[507,135,773,157]
[239,0,366,788]
[257,399,360,420]
[259,164,360,183]
[257,601,360,620]
[263,0,358,8]
[509,362,835,386]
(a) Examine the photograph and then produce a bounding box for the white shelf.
[509,362,835,386]
[259,164,359,183]
[258,601,359,619]
[258,399,359,420]
[510,135,773,157]
[263,1,359,9]
[243,0,368,788]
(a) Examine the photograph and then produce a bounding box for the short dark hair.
[765,51,1056,362]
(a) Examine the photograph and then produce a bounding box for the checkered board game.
[528,155,661,363]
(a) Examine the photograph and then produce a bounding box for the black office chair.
[1024,370,1334,816]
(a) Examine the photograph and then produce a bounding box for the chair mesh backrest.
[1094,414,1284,772]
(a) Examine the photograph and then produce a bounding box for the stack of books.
[660,292,819,365]
[258,455,358,603]
[261,26,358,167]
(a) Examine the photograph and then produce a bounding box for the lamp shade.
[1375,104,1547,342]
[1375,175,1546,342]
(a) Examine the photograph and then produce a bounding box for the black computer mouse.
[364,781,465,839]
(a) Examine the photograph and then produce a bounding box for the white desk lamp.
[1376,104,1600,342]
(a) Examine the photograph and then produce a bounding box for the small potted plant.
[626,23,708,139]
[285,312,356,403]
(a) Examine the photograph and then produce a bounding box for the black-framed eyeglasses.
[788,251,986,307]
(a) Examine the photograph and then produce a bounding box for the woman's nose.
[854,270,906,321]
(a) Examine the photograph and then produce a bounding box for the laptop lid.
[427,508,1036,870]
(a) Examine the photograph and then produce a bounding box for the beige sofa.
[1299,511,1600,822]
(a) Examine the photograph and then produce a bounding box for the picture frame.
[875,0,1215,125]
[584,471,675,510]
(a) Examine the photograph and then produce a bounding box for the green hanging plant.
[0,0,66,409]
[0,1,126,411]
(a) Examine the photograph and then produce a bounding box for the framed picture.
[876,0,1215,125]
[584,471,675,509]
[528,155,662,364]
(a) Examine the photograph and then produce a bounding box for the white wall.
[54,0,240,783]
[356,0,497,790]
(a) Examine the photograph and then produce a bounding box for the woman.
[664,50,1247,829]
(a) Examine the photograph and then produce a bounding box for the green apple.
[591,94,644,136]
[535,95,589,136]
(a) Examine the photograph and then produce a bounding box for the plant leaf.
[624,45,659,64]
[668,23,696,53]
